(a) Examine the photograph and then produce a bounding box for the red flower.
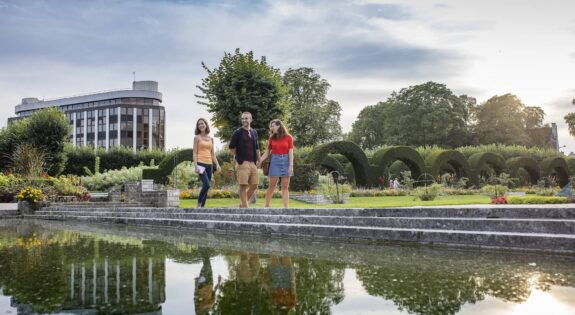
[491,197,507,204]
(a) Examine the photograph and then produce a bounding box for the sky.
[0,0,574,152]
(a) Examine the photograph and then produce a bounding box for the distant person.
[229,112,261,208]
[392,178,400,190]
[259,119,294,208]
[193,118,221,208]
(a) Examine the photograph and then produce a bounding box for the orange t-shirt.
[267,135,293,154]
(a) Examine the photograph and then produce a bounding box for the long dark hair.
[195,118,210,135]
[269,119,291,139]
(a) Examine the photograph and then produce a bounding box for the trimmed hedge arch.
[143,148,194,184]
[306,141,372,187]
[425,150,470,179]
[566,157,575,176]
[372,146,425,185]
[320,155,346,175]
[540,157,570,187]
[506,157,540,185]
[467,152,506,185]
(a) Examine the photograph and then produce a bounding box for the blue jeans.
[197,163,213,207]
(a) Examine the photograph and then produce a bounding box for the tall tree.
[564,93,575,139]
[196,49,291,142]
[282,68,342,146]
[348,102,391,149]
[384,82,470,148]
[474,94,547,146]
[0,107,70,175]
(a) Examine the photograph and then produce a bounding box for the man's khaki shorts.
[236,161,259,186]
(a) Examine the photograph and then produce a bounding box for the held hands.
[216,164,222,174]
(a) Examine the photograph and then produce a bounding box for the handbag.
[262,155,271,176]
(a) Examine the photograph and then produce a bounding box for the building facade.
[10,81,165,151]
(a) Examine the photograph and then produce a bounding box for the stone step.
[0,210,20,219]
[34,210,575,234]
[40,205,575,219]
[47,202,151,208]
[24,214,575,253]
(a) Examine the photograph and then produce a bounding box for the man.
[229,112,261,208]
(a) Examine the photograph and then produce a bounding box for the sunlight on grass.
[180,195,491,208]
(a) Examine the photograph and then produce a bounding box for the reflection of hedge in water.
[356,253,574,315]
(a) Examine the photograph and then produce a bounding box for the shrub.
[507,196,568,204]
[0,173,24,202]
[320,182,351,204]
[480,184,508,198]
[214,162,237,188]
[411,183,443,201]
[10,143,46,178]
[81,165,148,191]
[290,164,318,192]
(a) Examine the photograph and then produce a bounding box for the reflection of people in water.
[194,248,221,315]
[237,252,261,284]
[269,256,296,312]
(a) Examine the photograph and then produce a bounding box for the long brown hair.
[195,118,210,135]
[269,119,291,139]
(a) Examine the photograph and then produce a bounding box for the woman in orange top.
[193,118,221,208]
[259,119,294,208]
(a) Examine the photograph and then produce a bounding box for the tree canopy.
[0,107,70,175]
[196,49,291,142]
[283,67,342,146]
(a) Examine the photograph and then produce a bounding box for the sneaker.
[249,194,257,204]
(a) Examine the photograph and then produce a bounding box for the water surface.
[0,220,573,315]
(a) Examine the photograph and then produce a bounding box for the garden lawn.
[180,195,491,208]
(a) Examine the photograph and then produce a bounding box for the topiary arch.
[319,155,346,175]
[467,152,506,185]
[143,148,194,184]
[539,157,570,187]
[306,141,372,187]
[372,146,425,186]
[506,157,540,185]
[425,150,470,179]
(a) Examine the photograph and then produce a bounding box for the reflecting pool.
[0,220,574,315]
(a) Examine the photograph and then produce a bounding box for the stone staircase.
[0,210,21,219]
[26,205,575,253]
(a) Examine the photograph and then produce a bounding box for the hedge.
[507,196,568,204]
[63,146,166,175]
[319,155,346,175]
[143,148,194,184]
[566,157,575,176]
[306,141,372,187]
[467,152,506,185]
[371,146,425,186]
[506,157,540,185]
[539,157,570,187]
[425,150,470,180]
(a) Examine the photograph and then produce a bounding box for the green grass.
[180,195,491,208]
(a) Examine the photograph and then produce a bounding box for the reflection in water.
[194,248,220,315]
[0,221,574,315]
